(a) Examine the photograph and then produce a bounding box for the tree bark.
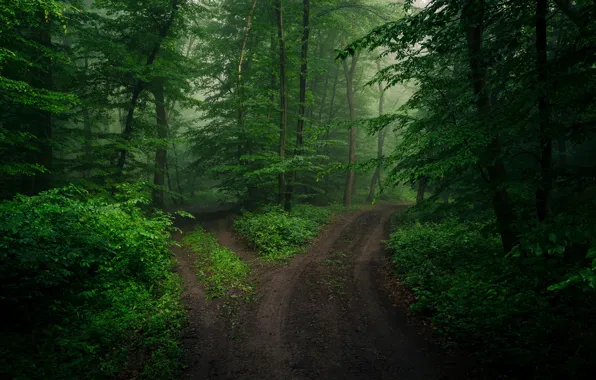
[342,53,358,207]
[286,0,310,210]
[463,0,518,253]
[152,79,168,208]
[275,0,288,207]
[115,0,181,178]
[535,0,552,221]
[239,0,258,77]
[367,59,385,202]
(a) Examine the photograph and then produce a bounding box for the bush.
[182,228,252,299]
[0,186,184,379]
[387,218,596,377]
[234,204,345,260]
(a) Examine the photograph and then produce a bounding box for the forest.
[1,0,595,379]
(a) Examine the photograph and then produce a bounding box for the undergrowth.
[182,228,252,300]
[387,210,596,378]
[234,204,348,261]
[0,186,184,380]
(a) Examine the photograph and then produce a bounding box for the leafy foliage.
[182,228,252,300]
[388,215,596,377]
[234,204,346,260]
[0,186,184,379]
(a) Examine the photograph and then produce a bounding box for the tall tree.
[535,0,552,221]
[367,58,386,202]
[342,52,358,207]
[275,0,288,207]
[152,79,168,207]
[26,14,54,195]
[462,0,518,252]
[286,0,311,209]
[115,0,183,178]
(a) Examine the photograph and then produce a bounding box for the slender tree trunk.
[38,20,53,193]
[535,0,552,221]
[367,59,385,202]
[237,2,258,201]
[171,143,184,196]
[23,14,53,195]
[115,0,180,178]
[239,0,258,76]
[463,0,518,253]
[328,64,340,122]
[286,0,310,210]
[165,160,178,205]
[275,0,288,207]
[152,79,168,208]
[318,36,339,124]
[82,56,93,178]
[267,31,277,122]
[416,176,428,204]
[342,53,358,207]
[318,72,331,124]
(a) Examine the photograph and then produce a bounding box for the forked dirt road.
[175,204,474,380]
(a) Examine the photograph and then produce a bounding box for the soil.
[172,203,478,380]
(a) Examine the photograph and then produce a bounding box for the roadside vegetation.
[234,204,350,261]
[0,186,184,379]
[2,0,595,377]
[388,205,596,378]
[182,229,253,300]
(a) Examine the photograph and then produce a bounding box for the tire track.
[176,204,474,380]
[247,210,366,379]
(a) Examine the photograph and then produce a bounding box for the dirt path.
[176,204,474,380]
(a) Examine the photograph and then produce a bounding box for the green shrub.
[182,228,252,299]
[0,186,184,379]
[234,204,345,260]
[387,218,596,377]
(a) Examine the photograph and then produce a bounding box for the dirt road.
[175,205,472,380]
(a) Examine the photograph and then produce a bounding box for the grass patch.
[234,204,350,261]
[182,228,252,300]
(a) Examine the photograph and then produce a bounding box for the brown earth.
[173,204,478,380]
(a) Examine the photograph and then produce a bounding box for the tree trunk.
[463,0,518,253]
[267,31,277,122]
[115,0,180,178]
[342,53,358,207]
[82,57,93,178]
[23,14,53,195]
[535,0,552,221]
[367,59,385,202]
[318,70,331,124]
[286,0,310,210]
[328,64,340,123]
[275,0,288,207]
[152,79,168,208]
[416,176,427,204]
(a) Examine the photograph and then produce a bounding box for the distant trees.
[345,0,596,257]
